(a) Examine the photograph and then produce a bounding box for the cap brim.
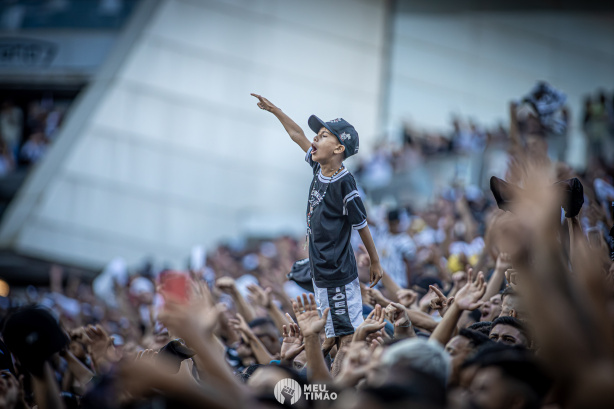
[308,115,337,138]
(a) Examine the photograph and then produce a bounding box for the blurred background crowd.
[0,0,613,409]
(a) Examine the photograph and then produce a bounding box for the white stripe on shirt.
[352,219,368,230]
[317,168,349,183]
[343,192,360,215]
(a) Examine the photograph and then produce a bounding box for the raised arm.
[357,226,384,288]
[216,277,256,323]
[293,293,333,383]
[430,269,486,346]
[481,252,511,301]
[251,93,311,152]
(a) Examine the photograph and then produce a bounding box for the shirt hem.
[312,272,358,289]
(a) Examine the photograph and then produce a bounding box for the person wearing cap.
[251,94,383,345]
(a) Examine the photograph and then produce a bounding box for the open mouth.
[311,143,318,154]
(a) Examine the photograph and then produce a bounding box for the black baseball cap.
[308,115,359,158]
[3,305,69,376]
[287,258,314,293]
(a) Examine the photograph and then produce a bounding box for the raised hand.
[280,323,305,363]
[418,286,439,311]
[454,268,486,311]
[385,302,411,328]
[396,288,418,308]
[191,279,215,308]
[336,340,378,387]
[215,277,238,294]
[428,285,454,316]
[365,287,392,307]
[251,93,279,113]
[354,304,386,341]
[228,313,253,342]
[451,270,468,289]
[495,252,512,272]
[292,293,329,337]
[247,284,272,309]
[84,325,115,364]
[159,301,225,341]
[505,268,519,290]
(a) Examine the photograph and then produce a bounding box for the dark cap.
[287,258,314,293]
[2,305,69,376]
[308,115,359,158]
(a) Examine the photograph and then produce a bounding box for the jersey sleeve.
[305,147,319,173]
[341,176,368,230]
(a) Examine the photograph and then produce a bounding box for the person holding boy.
[251,93,383,341]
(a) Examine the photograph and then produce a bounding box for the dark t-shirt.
[305,147,367,288]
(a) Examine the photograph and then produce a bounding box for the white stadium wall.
[387,3,614,168]
[0,0,387,269]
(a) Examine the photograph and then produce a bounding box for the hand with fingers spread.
[190,279,215,308]
[247,284,272,309]
[251,93,279,113]
[428,285,454,317]
[159,301,225,342]
[454,268,487,311]
[84,324,116,366]
[280,323,304,364]
[292,294,329,337]
[354,304,386,342]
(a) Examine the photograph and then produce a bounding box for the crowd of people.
[0,98,66,177]
[0,83,614,409]
[355,85,614,190]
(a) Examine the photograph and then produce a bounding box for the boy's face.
[311,127,344,163]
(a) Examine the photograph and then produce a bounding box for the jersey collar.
[317,167,348,183]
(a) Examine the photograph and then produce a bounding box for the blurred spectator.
[0,100,23,157]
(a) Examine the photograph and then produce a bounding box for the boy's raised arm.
[251,93,311,153]
[357,226,384,288]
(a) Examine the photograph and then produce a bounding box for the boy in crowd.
[251,93,383,343]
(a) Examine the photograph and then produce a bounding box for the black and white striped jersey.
[305,147,367,288]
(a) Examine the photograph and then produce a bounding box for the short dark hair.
[459,328,491,348]
[467,344,550,408]
[491,316,530,343]
[468,321,492,336]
